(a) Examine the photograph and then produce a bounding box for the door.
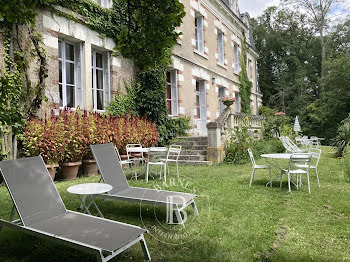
[196,80,207,135]
[218,87,225,114]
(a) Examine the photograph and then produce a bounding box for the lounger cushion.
[31,211,146,252]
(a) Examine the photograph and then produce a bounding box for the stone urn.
[59,161,82,180]
[222,100,234,107]
[82,159,98,177]
[46,163,59,181]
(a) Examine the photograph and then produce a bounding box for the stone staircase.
[175,136,212,165]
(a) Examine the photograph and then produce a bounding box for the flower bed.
[22,109,158,177]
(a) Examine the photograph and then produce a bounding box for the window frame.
[166,70,178,117]
[234,43,239,74]
[195,15,204,54]
[59,39,78,109]
[91,50,110,112]
[217,31,224,65]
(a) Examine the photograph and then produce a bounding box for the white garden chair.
[295,148,321,187]
[145,147,168,182]
[248,148,272,187]
[164,145,182,178]
[115,147,137,180]
[281,153,312,193]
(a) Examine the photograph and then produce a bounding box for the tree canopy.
[253,6,350,142]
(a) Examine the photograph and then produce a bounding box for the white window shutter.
[75,42,83,108]
[103,52,111,108]
[171,70,178,117]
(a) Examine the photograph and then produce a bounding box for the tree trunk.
[320,27,326,80]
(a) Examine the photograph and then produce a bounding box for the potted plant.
[58,109,85,180]
[22,115,62,180]
[221,96,236,108]
[81,112,99,177]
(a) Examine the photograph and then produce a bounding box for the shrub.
[22,109,159,162]
[342,146,350,182]
[157,116,191,146]
[224,117,284,164]
[332,114,350,157]
[105,80,139,117]
[259,106,294,138]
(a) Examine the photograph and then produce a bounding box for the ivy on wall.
[238,36,252,114]
[39,0,185,71]
[39,0,186,136]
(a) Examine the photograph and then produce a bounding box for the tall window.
[195,15,204,53]
[217,31,224,65]
[235,92,240,113]
[218,87,225,113]
[166,70,178,116]
[59,40,81,108]
[248,58,253,80]
[196,81,202,118]
[92,50,110,111]
[234,43,239,73]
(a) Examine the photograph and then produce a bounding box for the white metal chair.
[281,153,312,193]
[164,145,182,178]
[248,148,272,187]
[115,147,137,180]
[145,147,168,182]
[295,148,321,187]
[126,144,147,175]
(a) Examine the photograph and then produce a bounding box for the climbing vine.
[0,0,186,158]
[39,0,185,71]
[238,35,252,114]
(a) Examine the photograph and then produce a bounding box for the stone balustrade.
[206,107,264,163]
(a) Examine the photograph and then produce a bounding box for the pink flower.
[274,112,285,116]
[221,97,236,102]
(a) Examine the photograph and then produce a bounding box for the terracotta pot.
[120,154,129,168]
[59,161,82,180]
[46,164,59,181]
[82,159,98,177]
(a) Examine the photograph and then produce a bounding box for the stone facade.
[2,0,262,131]
[33,9,136,117]
[169,0,262,135]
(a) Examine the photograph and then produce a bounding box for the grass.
[1,146,350,261]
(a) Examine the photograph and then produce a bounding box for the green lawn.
[1,146,350,261]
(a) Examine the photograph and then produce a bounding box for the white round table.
[67,183,112,218]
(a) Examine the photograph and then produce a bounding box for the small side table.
[67,183,112,218]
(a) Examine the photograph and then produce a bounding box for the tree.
[252,7,321,114]
[282,0,343,79]
[303,56,350,140]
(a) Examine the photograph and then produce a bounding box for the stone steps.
[176,136,210,165]
[177,160,213,166]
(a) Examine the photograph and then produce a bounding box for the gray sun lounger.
[91,143,199,225]
[0,156,151,262]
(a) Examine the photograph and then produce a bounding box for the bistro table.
[260,153,310,186]
[67,183,113,218]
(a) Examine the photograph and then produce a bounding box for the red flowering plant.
[22,109,159,163]
[22,111,65,165]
